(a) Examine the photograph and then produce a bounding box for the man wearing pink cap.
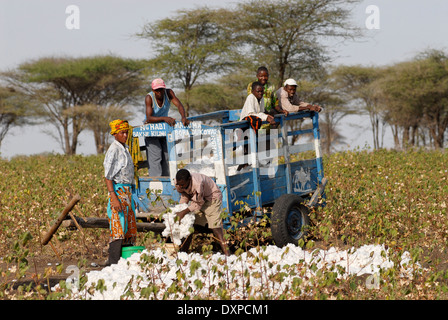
[144,78,189,176]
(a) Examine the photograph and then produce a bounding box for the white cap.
[284,78,298,86]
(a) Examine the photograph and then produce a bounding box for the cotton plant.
[54,243,423,300]
[161,203,195,246]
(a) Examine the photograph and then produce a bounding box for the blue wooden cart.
[131,109,327,247]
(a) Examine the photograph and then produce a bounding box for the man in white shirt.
[276,78,322,113]
[237,82,276,171]
[240,81,276,130]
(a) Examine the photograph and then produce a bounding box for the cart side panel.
[227,171,257,212]
[259,164,287,205]
[289,159,319,197]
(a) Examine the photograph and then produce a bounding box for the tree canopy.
[331,65,386,149]
[3,55,148,154]
[2,1,448,155]
[136,7,236,115]
[228,0,362,87]
[0,86,35,152]
[379,50,448,149]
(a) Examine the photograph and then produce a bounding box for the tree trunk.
[321,113,332,155]
[184,86,192,117]
[410,124,418,146]
[93,129,106,154]
[402,126,410,150]
[368,113,379,150]
[391,124,400,150]
[434,129,444,149]
[70,120,79,155]
[434,115,447,149]
[63,118,71,155]
[277,54,287,89]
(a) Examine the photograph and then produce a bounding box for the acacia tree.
[299,73,357,154]
[376,63,423,149]
[3,55,147,155]
[0,86,34,153]
[331,65,387,150]
[379,50,448,149]
[136,7,237,116]
[177,71,255,114]
[70,104,133,154]
[228,0,361,88]
[413,51,448,149]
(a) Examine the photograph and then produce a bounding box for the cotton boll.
[162,203,195,245]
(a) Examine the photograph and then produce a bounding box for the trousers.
[145,136,170,177]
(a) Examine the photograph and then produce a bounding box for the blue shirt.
[146,90,171,121]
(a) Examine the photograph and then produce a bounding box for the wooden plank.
[136,210,163,220]
[61,216,166,233]
[41,195,81,246]
[307,177,328,208]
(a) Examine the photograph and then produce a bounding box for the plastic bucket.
[121,246,145,259]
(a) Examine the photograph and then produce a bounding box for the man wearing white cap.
[276,78,322,114]
[144,78,189,176]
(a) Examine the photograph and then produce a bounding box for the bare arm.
[275,104,289,116]
[280,90,321,113]
[175,184,192,221]
[105,178,123,213]
[167,89,190,126]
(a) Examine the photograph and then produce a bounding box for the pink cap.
[151,78,166,90]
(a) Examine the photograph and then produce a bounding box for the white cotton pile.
[56,243,421,300]
[258,244,399,277]
[161,203,195,245]
[62,253,148,300]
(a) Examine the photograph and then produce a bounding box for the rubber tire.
[271,194,310,247]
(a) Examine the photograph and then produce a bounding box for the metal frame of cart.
[132,109,327,246]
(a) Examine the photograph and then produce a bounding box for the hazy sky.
[1,0,448,158]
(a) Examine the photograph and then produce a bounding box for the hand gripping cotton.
[162,204,195,245]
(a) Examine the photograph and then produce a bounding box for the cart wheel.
[271,194,310,247]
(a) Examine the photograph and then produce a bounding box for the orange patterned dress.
[107,184,137,245]
[104,139,138,245]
